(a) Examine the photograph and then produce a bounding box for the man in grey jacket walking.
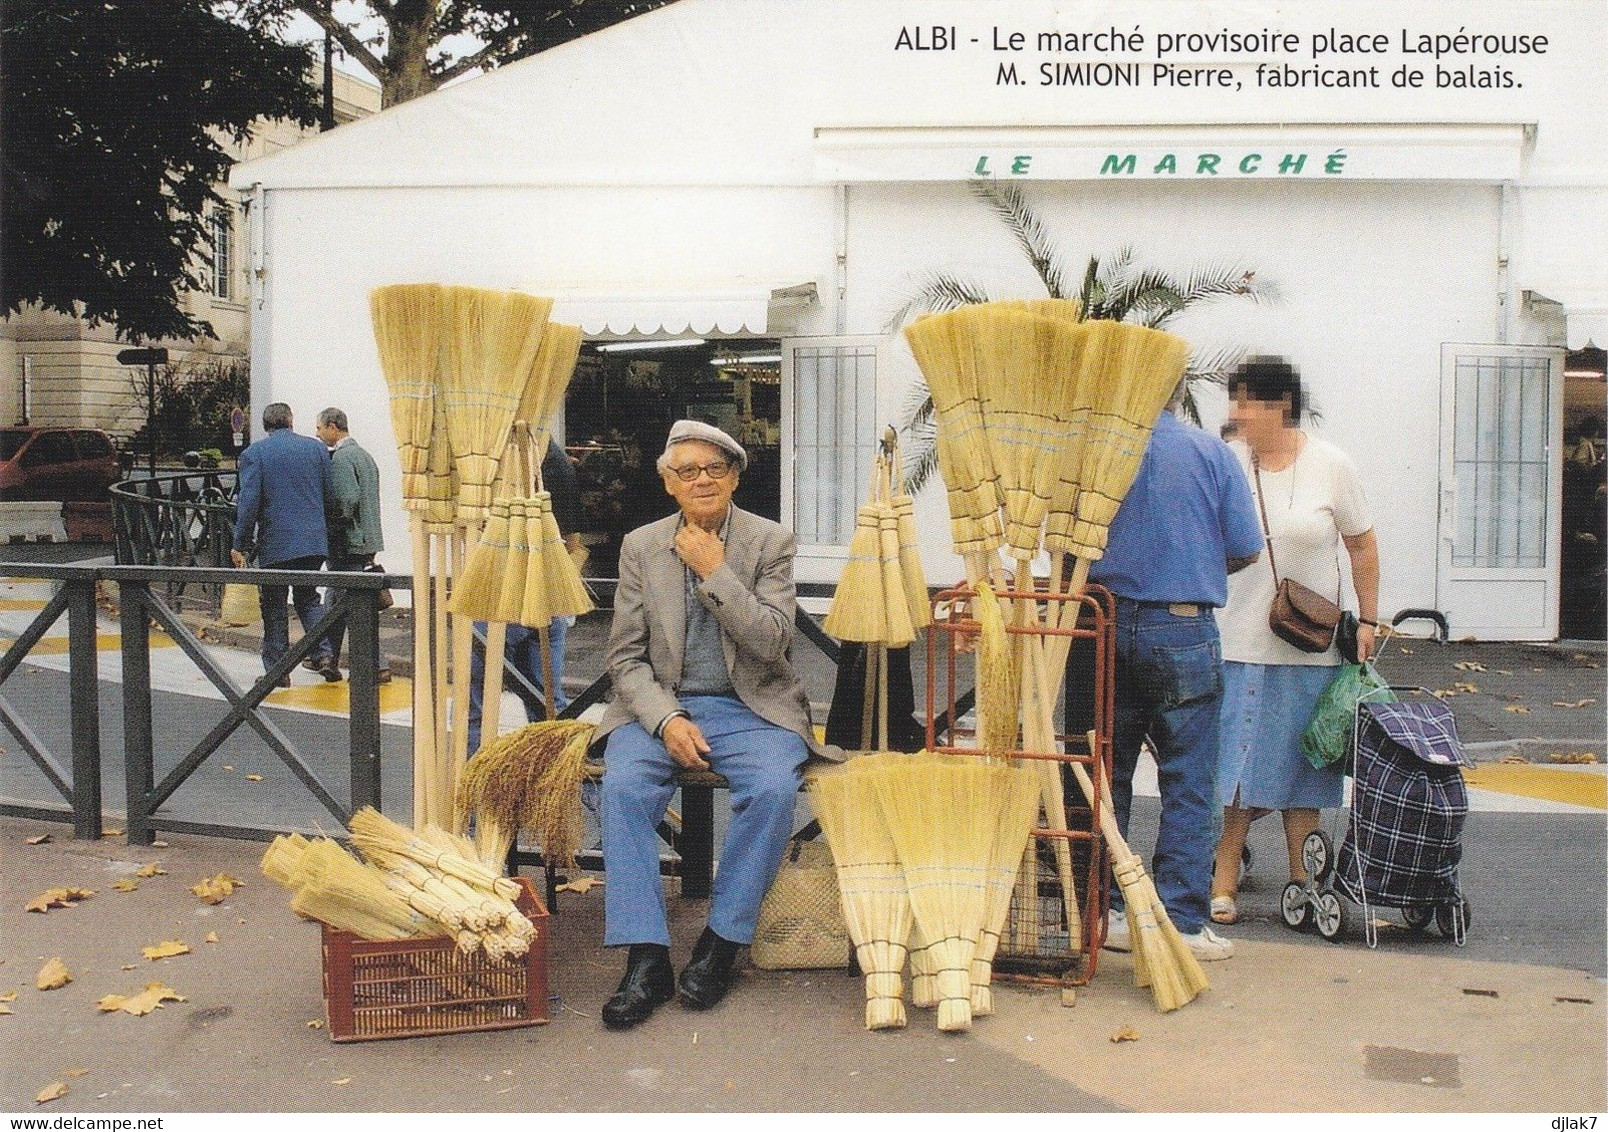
[313,407,388,682]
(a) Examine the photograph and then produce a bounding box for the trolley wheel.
[1280,881,1310,931]
[1401,904,1434,932]
[1239,843,1255,885]
[1301,830,1334,885]
[1435,897,1472,940]
[1313,890,1348,941]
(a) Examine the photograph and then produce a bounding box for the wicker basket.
[750,838,850,970]
[319,876,550,1042]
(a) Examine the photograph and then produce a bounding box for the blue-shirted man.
[1081,394,1263,960]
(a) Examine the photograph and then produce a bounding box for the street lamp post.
[117,347,168,479]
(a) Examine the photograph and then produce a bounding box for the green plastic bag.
[1301,662,1395,770]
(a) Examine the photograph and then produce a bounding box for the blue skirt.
[1218,661,1345,810]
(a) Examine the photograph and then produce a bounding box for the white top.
[1218,434,1374,667]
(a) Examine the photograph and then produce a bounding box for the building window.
[791,341,877,546]
[1452,353,1551,568]
[210,206,233,300]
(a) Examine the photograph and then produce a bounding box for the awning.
[549,283,817,337]
[1525,289,1608,349]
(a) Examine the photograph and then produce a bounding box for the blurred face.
[1229,387,1296,446]
[661,439,739,528]
[315,421,341,446]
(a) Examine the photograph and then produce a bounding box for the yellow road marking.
[266,678,412,715]
[1464,764,1606,809]
[0,599,49,611]
[4,632,177,655]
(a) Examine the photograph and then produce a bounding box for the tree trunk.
[379,2,439,107]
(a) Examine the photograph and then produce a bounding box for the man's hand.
[661,715,712,771]
[674,525,725,579]
[230,549,247,568]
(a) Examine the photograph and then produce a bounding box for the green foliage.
[228,0,676,106]
[890,181,1281,492]
[127,356,253,460]
[1,1,319,341]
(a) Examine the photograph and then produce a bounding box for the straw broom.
[348,806,522,900]
[455,719,596,867]
[1067,732,1208,1012]
[811,760,912,1030]
[871,752,1000,1032]
[885,430,931,634]
[369,283,444,831]
[270,837,445,941]
[971,762,1040,1016]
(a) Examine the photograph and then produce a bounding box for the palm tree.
[890,181,1280,491]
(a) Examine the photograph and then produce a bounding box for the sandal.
[1210,895,1239,925]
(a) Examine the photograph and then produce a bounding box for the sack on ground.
[750,838,850,970]
[1270,577,1344,653]
[220,582,261,627]
[1302,661,1394,769]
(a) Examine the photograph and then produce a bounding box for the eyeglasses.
[668,459,734,482]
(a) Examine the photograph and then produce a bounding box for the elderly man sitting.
[595,420,838,1029]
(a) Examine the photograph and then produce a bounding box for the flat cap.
[663,419,747,471]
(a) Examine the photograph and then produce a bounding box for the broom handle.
[431,530,450,824]
[1019,622,1082,946]
[410,514,435,829]
[877,642,890,752]
[859,643,878,751]
[538,625,557,722]
[447,528,474,823]
[480,621,508,750]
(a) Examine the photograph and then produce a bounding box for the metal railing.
[0,561,392,842]
[109,471,238,614]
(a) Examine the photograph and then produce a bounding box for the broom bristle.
[970,763,1039,1016]
[822,505,887,643]
[370,283,442,506]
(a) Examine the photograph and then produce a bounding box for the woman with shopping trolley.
[1209,357,1382,926]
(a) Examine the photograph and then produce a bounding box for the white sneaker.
[1180,924,1235,961]
[1103,908,1130,952]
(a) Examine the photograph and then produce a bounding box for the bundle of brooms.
[260,810,535,959]
[454,718,597,869]
[903,299,1201,1011]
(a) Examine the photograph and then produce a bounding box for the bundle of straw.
[810,762,912,1030]
[970,762,1040,1016]
[263,836,444,941]
[348,807,522,901]
[455,719,597,867]
[822,504,887,645]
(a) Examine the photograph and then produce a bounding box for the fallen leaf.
[25,834,51,845]
[306,1019,324,1030]
[62,1068,89,1078]
[134,863,166,878]
[1399,647,1415,655]
[35,1081,67,1105]
[1499,754,1530,765]
[1496,669,1514,675]
[102,828,123,837]
[36,959,71,991]
[151,841,168,848]
[141,940,191,961]
[112,879,138,892]
[1505,705,1531,714]
[96,982,185,1016]
[25,886,95,913]
[244,774,263,783]
[0,1004,13,1015]
[120,964,136,971]
[204,932,219,944]
[0,991,17,1002]
[1553,699,1598,709]
[1454,661,1487,672]
[222,765,234,772]
[332,1077,351,1086]
[1432,689,1457,700]
[555,877,604,894]
[1461,987,1499,998]
[191,874,244,904]
[1453,682,1479,694]
[1110,1026,1140,1043]
[1547,752,1600,765]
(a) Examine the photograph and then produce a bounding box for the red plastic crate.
[319,876,549,1042]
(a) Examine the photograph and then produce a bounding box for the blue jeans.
[259,554,327,674]
[601,695,807,947]
[466,618,568,754]
[1106,599,1224,935]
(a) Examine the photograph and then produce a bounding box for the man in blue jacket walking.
[231,402,334,683]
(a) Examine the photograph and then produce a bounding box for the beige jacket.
[595,505,841,762]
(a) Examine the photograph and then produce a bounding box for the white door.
[781,335,882,587]
[1437,343,1565,640]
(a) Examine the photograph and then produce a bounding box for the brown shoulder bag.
[1253,455,1343,653]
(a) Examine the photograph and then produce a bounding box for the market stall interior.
[562,337,782,578]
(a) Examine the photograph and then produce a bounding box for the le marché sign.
[811,125,1528,183]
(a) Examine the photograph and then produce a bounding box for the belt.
[1117,598,1203,617]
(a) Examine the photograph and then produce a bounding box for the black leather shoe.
[677,927,741,1010]
[601,945,674,1030]
[316,657,343,683]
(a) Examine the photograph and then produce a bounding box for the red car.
[0,427,121,502]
